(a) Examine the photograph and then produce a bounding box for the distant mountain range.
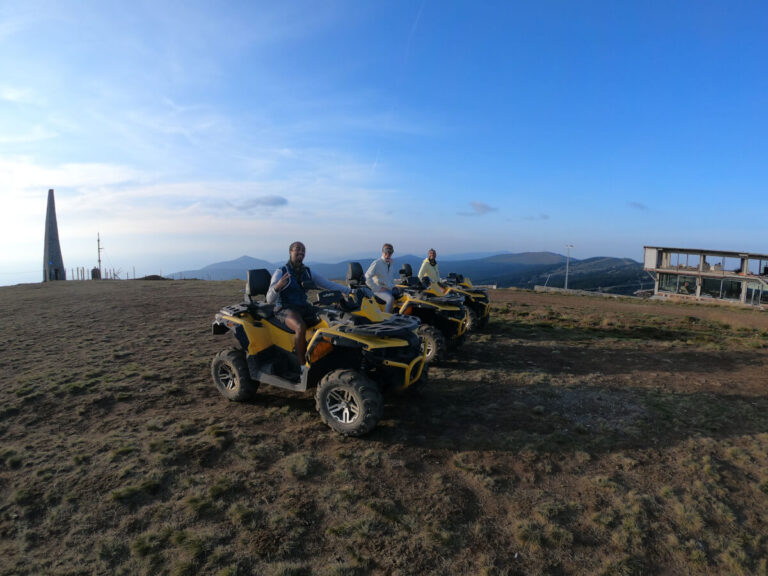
[167,252,651,295]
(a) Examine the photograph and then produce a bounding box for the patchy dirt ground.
[2,280,768,575]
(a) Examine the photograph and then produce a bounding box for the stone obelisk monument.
[43,188,66,281]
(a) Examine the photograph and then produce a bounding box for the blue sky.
[2,1,768,284]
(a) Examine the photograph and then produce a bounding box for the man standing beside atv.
[365,243,399,313]
[418,248,441,288]
[267,241,350,367]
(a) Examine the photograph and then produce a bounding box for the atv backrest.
[445,272,465,285]
[245,269,272,299]
[397,262,420,288]
[347,262,365,287]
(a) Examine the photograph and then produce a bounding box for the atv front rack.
[335,315,420,339]
[381,350,426,391]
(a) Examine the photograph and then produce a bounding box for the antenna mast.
[97,233,103,277]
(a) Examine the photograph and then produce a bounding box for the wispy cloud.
[237,195,289,212]
[629,201,648,210]
[458,201,498,217]
[0,5,37,42]
[0,153,406,269]
[0,85,34,103]
[0,156,143,191]
[0,125,58,144]
[522,213,550,221]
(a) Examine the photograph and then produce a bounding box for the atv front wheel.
[211,348,258,401]
[418,324,447,364]
[465,308,479,332]
[315,370,382,436]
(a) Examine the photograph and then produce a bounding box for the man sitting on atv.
[365,243,399,313]
[267,241,350,367]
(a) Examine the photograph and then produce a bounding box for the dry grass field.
[2,279,768,575]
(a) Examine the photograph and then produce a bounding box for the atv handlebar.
[315,289,343,306]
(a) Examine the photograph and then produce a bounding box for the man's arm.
[266,268,285,304]
[365,260,382,292]
[417,260,429,280]
[313,272,350,295]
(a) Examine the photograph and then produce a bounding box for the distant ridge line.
[167,252,647,295]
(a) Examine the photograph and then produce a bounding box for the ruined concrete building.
[644,246,768,306]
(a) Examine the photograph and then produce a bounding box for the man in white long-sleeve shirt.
[365,243,398,313]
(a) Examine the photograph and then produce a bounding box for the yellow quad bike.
[329,266,431,387]
[211,269,426,437]
[416,269,491,331]
[441,272,490,330]
[347,263,468,365]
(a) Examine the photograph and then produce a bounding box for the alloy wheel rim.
[218,365,237,390]
[326,388,360,424]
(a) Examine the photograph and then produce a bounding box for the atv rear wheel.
[211,348,258,401]
[315,369,382,436]
[418,324,446,364]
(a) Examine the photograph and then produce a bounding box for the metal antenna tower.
[97,232,103,277]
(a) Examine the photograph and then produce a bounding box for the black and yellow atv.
[430,272,491,331]
[347,263,468,365]
[211,269,426,436]
[329,266,431,387]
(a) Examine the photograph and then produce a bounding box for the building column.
[740,255,749,303]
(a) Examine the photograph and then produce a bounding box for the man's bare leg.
[283,309,307,366]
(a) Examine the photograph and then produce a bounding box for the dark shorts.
[275,304,318,327]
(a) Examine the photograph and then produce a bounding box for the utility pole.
[565,244,573,290]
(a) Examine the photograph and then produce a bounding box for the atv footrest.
[247,356,307,392]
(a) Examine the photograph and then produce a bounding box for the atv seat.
[347,262,365,287]
[245,269,276,319]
